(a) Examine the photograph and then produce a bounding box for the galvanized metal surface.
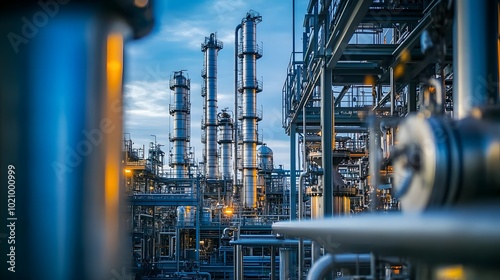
[273,206,500,266]
[218,110,234,180]
[202,33,223,179]
[169,71,191,178]
[239,11,262,208]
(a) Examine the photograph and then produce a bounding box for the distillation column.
[238,11,263,208]
[218,109,234,180]
[202,33,223,180]
[169,71,191,179]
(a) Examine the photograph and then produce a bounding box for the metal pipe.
[306,253,335,280]
[202,33,223,179]
[271,246,276,280]
[298,172,307,279]
[454,0,498,119]
[176,272,212,280]
[169,71,191,179]
[239,11,262,208]
[390,66,395,116]
[234,23,242,198]
[290,123,297,220]
[234,228,243,280]
[0,3,153,279]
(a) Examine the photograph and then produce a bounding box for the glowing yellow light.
[364,75,375,86]
[104,32,124,257]
[400,48,411,63]
[394,64,405,79]
[107,33,123,95]
[134,0,149,8]
[435,265,464,280]
[125,169,131,173]
[224,207,233,215]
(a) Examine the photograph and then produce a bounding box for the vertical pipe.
[292,0,296,63]
[454,0,498,119]
[290,123,297,219]
[368,117,381,212]
[280,248,291,280]
[311,241,321,265]
[196,203,200,263]
[202,33,223,180]
[169,71,191,179]
[271,246,276,280]
[234,228,243,280]
[408,82,417,113]
[234,24,242,198]
[176,227,181,272]
[390,67,395,116]
[321,68,333,216]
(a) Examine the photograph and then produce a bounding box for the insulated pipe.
[202,33,223,180]
[306,253,335,280]
[169,71,191,179]
[454,0,498,119]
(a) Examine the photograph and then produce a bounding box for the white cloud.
[123,0,311,168]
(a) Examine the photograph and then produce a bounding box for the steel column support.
[390,66,395,116]
[321,68,333,216]
[290,123,297,220]
[271,246,276,280]
[408,82,417,113]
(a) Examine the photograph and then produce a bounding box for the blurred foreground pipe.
[0,2,153,279]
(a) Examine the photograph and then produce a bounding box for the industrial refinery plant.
[2,0,500,280]
[123,0,500,279]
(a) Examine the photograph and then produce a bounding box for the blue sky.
[123,0,308,169]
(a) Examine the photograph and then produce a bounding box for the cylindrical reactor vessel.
[169,71,191,179]
[239,10,263,208]
[202,33,223,180]
[218,109,234,180]
[257,145,274,171]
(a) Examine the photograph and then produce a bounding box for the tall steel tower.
[169,71,191,178]
[238,11,263,208]
[201,33,223,180]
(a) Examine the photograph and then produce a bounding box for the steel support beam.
[321,68,333,216]
[290,123,297,220]
[334,85,351,107]
[325,0,372,69]
[408,82,417,113]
